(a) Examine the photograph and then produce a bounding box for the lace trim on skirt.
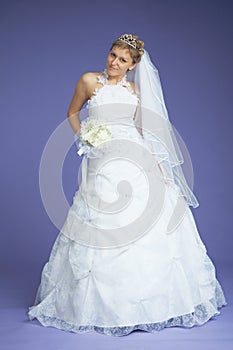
[28,279,227,337]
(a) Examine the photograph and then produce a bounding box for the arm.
[134,109,170,184]
[67,73,92,134]
[132,87,171,185]
[133,105,143,137]
[131,81,143,137]
[158,162,170,184]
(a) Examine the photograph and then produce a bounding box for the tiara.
[118,34,138,50]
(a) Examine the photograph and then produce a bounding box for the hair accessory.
[118,34,138,50]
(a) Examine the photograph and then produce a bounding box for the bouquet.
[76,117,112,156]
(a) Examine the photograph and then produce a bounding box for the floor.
[0,261,232,350]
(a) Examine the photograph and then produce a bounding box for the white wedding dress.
[28,71,227,336]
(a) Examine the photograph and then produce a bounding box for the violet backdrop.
[0,0,232,349]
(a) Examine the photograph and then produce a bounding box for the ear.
[129,63,137,71]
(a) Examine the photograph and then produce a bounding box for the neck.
[104,69,126,85]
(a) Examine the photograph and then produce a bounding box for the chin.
[108,67,118,74]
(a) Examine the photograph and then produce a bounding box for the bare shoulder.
[80,71,101,85]
[79,71,102,98]
[78,71,101,95]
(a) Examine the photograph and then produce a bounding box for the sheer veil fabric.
[127,49,199,209]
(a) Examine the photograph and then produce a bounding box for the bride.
[27,34,227,336]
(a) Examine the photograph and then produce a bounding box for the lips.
[110,66,117,70]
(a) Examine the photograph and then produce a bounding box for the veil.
[127,49,199,208]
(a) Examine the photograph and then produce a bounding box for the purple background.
[1,0,232,349]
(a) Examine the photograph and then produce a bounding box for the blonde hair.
[110,34,145,64]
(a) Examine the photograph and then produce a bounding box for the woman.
[28,34,227,336]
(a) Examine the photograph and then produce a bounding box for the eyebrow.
[111,51,128,60]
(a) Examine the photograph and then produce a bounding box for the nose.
[112,57,118,66]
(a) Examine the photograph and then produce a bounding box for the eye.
[111,52,116,57]
[121,58,127,63]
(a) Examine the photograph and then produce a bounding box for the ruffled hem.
[28,279,227,337]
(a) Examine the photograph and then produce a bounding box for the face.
[106,46,137,77]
